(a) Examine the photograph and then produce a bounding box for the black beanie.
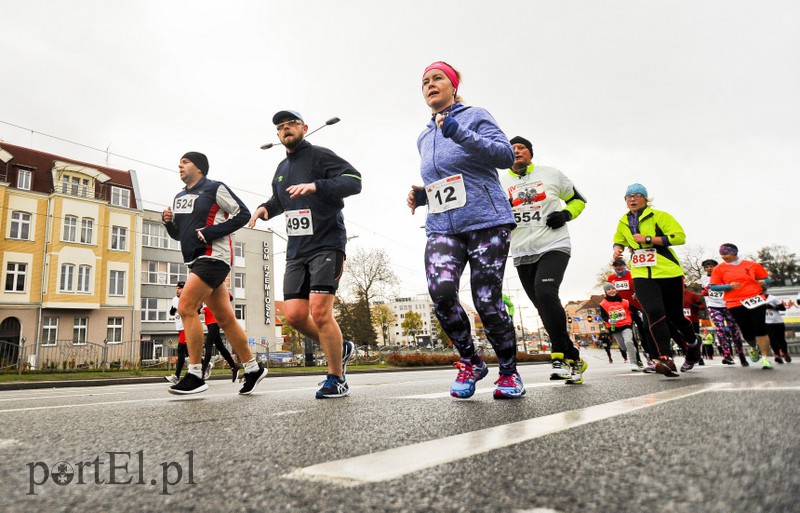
[182,152,209,175]
[509,136,533,156]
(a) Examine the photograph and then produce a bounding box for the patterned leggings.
[425,226,517,374]
[707,307,744,356]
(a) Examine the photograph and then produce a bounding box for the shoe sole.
[342,341,356,376]
[168,383,209,395]
[493,389,526,399]
[654,361,680,378]
[239,369,268,395]
[316,389,351,399]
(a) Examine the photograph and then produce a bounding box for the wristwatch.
[645,236,652,244]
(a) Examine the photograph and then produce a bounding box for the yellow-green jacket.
[613,206,685,279]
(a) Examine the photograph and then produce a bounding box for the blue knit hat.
[624,183,648,197]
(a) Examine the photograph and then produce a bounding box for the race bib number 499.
[426,174,467,214]
[631,248,657,267]
[285,209,313,236]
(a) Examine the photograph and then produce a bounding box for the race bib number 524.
[174,194,198,214]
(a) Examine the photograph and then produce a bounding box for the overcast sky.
[3,1,798,331]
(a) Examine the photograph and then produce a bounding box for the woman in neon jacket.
[612,183,701,377]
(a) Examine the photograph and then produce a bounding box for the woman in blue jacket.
[407,61,522,399]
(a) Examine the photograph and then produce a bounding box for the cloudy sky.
[3,1,798,330]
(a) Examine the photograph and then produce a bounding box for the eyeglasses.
[276,119,303,131]
[624,193,645,200]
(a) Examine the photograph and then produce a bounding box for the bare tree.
[676,245,708,288]
[342,247,399,303]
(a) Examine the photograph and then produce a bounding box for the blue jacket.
[417,103,515,235]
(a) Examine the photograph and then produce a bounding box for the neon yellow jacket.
[613,206,685,279]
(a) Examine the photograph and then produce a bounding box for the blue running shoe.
[315,374,350,399]
[493,373,526,399]
[450,358,488,399]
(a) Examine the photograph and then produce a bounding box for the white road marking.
[272,410,304,417]
[0,392,129,402]
[285,383,731,485]
[0,439,20,449]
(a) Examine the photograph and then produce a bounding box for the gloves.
[545,210,571,229]
[440,115,458,138]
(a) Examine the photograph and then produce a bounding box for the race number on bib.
[613,281,630,291]
[631,248,657,268]
[285,209,313,237]
[513,204,544,226]
[683,308,691,318]
[741,295,765,309]
[708,290,724,300]
[426,174,467,214]
[174,194,198,214]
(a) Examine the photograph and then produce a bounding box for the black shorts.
[284,250,344,300]
[189,258,231,289]
[728,304,767,341]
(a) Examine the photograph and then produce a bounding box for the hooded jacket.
[613,206,685,279]
[416,103,515,235]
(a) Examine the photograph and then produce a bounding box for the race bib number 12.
[426,174,467,214]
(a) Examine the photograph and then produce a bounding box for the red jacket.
[607,271,642,310]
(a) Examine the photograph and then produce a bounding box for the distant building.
[385,294,439,346]
[0,142,142,369]
[139,210,277,360]
[564,295,604,341]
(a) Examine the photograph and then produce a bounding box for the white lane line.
[0,392,129,403]
[285,383,727,486]
[0,439,20,449]
[400,382,561,399]
[272,410,304,417]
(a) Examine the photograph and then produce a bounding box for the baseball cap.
[272,110,304,125]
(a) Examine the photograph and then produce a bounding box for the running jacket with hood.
[613,206,685,279]
[416,103,515,235]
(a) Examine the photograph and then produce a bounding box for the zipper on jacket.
[483,185,498,213]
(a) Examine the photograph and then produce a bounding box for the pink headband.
[423,61,459,91]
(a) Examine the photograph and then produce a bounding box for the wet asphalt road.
[0,348,797,513]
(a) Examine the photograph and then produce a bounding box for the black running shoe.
[231,365,241,383]
[774,354,784,364]
[316,374,350,399]
[168,373,208,395]
[784,352,792,363]
[738,354,749,367]
[655,357,679,378]
[239,365,267,395]
[342,340,356,377]
[722,356,735,365]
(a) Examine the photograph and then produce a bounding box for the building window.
[17,168,32,190]
[141,297,169,321]
[234,273,245,289]
[59,264,75,292]
[42,317,58,346]
[73,317,88,344]
[234,242,245,258]
[142,261,167,285]
[169,263,186,285]
[109,270,125,296]
[107,317,123,343]
[80,218,94,244]
[63,215,78,242]
[63,176,90,197]
[142,222,180,250]
[77,265,91,293]
[10,211,31,240]
[111,226,128,251]
[111,186,130,208]
[234,304,246,320]
[4,262,27,292]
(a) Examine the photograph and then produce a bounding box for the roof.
[0,141,138,209]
